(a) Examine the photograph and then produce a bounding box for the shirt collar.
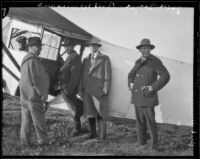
[91,51,99,59]
[141,54,152,61]
[29,52,38,58]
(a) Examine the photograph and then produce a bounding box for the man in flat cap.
[58,38,83,137]
[128,38,170,151]
[19,37,50,153]
[79,37,112,139]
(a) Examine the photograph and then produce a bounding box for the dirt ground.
[2,96,193,156]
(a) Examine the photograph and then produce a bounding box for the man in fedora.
[128,38,170,151]
[57,38,83,137]
[79,37,112,139]
[19,37,50,153]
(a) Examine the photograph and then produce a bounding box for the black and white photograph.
[2,4,197,156]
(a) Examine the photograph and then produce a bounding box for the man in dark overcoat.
[128,38,170,151]
[19,37,50,153]
[58,38,83,136]
[79,37,112,139]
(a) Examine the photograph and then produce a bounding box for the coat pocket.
[93,87,104,97]
[29,86,42,102]
[143,90,156,97]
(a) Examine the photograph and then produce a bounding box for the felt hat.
[87,37,102,47]
[27,37,42,47]
[136,38,155,50]
[63,38,76,46]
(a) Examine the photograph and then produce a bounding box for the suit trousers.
[20,100,48,147]
[134,105,158,150]
[64,93,83,122]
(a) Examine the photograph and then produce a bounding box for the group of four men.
[19,36,170,153]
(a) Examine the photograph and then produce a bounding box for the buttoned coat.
[58,51,82,95]
[79,52,112,118]
[128,54,170,107]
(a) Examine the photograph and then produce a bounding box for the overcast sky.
[53,7,193,64]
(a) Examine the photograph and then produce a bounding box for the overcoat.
[79,52,112,118]
[128,54,170,107]
[19,53,49,103]
[58,51,82,95]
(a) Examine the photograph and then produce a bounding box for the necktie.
[92,53,97,59]
[141,57,146,62]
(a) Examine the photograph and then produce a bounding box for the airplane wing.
[6,7,92,40]
[100,40,193,126]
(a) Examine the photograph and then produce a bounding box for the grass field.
[2,96,193,156]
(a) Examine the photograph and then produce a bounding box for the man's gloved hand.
[103,87,108,96]
[99,87,108,97]
[141,85,153,92]
[43,101,49,113]
[62,85,73,96]
[129,83,134,90]
[41,95,48,102]
[54,81,62,91]
[77,91,83,100]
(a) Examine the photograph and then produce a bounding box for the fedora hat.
[87,37,102,47]
[136,38,155,50]
[63,38,76,46]
[27,37,42,47]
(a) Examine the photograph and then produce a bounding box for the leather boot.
[97,117,106,139]
[97,118,101,136]
[71,118,81,137]
[88,118,96,139]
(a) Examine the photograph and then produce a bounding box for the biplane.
[2,8,193,126]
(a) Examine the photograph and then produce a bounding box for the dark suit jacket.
[58,51,82,95]
[128,54,170,107]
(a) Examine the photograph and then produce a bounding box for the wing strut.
[2,64,20,81]
[2,42,21,72]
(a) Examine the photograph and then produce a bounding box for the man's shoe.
[89,134,96,139]
[37,140,51,146]
[134,142,147,146]
[150,149,159,153]
[85,133,96,139]
[71,130,81,137]
[151,144,158,151]
[21,147,32,155]
[134,143,148,150]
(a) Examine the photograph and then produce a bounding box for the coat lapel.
[89,52,104,75]
[135,56,150,73]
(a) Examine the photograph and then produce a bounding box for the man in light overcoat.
[128,38,170,151]
[79,37,112,139]
[19,37,50,153]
